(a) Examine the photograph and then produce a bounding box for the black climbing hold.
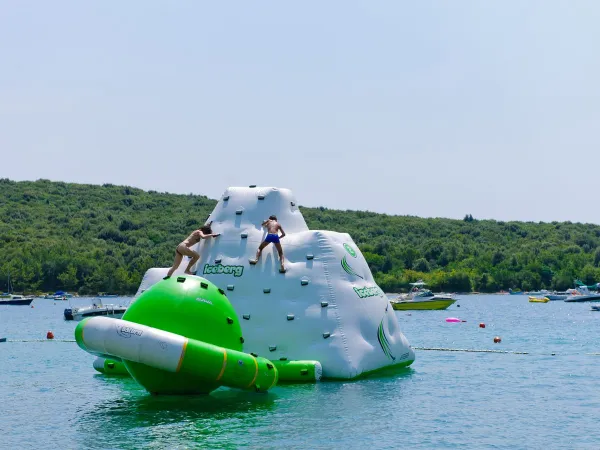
[241,233,248,239]
[107,362,115,369]
[240,337,245,343]
[227,285,234,291]
[306,254,314,260]
[263,288,271,294]
[243,314,251,320]
[291,201,296,206]
[227,317,234,324]
[287,314,294,321]
[279,357,288,361]
[176,277,186,283]
[223,195,229,201]
[300,369,308,376]
[266,363,274,370]
[218,288,225,295]
[279,268,287,274]
[323,332,331,339]
[258,195,265,200]
[249,185,257,188]
[235,209,243,215]
[214,258,222,264]
[200,282,208,289]
[269,345,277,352]
[301,279,309,286]
[321,301,328,307]
[250,352,258,357]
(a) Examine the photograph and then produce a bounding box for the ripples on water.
[1,295,600,449]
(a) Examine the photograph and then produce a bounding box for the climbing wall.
[136,186,414,378]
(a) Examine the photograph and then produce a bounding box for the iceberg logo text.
[353,285,384,299]
[203,264,244,277]
[116,325,143,339]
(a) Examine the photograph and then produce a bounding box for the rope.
[3,339,76,343]
[413,347,529,354]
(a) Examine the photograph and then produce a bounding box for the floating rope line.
[3,339,76,343]
[413,347,529,355]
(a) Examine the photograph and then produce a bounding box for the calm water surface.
[1,295,599,449]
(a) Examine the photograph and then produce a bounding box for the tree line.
[1,178,599,295]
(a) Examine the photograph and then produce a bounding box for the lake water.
[1,294,599,449]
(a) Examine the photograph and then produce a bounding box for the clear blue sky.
[2,1,599,223]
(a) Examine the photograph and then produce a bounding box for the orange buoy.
[479,323,486,328]
[493,336,501,343]
[46,331,54,340]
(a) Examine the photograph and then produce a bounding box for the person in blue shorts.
[249,215,287,273]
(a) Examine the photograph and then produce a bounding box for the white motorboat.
[564,286,600,303]
[390,280,457,311]
[64,302,127,321]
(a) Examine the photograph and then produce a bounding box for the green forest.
[1,178,600,295]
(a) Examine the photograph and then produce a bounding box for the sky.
[1,1,599,224]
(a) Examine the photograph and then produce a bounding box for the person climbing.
[249,215,287,273]
[164,222,220,278]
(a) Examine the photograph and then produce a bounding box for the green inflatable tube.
[93,357,129,376]
[76,317,278,394]
[273,360,323,382]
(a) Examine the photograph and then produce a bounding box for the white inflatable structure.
[137,186,415,379]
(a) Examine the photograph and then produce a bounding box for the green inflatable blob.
[122,275,244,394]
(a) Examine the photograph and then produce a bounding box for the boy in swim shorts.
[250,215,287,273]
[165,222,220,278]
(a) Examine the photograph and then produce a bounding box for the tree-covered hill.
[1,178,599,294]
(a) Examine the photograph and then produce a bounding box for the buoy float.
[46,331,54,340]
[31,305,34,308]
[445,317,461,323]
[479,323,486,328]
[493,336,501,343]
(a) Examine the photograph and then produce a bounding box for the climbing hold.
[300,369,308,376]
[286,314,295,321]
[226,317,234,324]
[249,185,257,188]
[46,331,54,340]
[200,282,208,289]
[249,259,257,265]
[235,209,243,215]
[479,323,486,328]
[306,254,314,260]
[269,345,277,352]
[494,336,502,343]
[241,232,248,239]
[279,357,288,361]
[300,279,309,286]
[242,314,251,320]
[323,332,331,339]
[227,285,234,291]
[214,258,222,264]
[321,301,329,307]
[240,337,245,343]
[263,288,271,294]
[290,201,296,206]
[218,288,225,295]
[250,352,258,357]
[266,363,274,369]
[258,194,265,200]
[223,195,230,201]
[279,268,287,274]
[176,277,186,283]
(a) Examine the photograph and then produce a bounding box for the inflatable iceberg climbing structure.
[134,186,415,380]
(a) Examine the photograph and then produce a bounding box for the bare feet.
[279,267,286,273]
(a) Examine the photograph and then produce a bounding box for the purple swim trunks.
[265,233,280,244]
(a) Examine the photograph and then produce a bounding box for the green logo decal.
[342,256,363,279]
[353,285,384,299]
[344,243,357,258]
[203,264,244,277]
[377,319,395,361]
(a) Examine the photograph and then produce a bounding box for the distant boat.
[98,292,119,298]
[508,288,524,295]
[0,273,34,306]
[564,286,600,302]
[390,280,457,311]
[64,302,127,321]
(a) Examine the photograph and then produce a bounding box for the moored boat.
[0,293,34,306]
[64,302,127,321]
[390,280,457,311]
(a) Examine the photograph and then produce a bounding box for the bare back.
[182,230,202,247]
[264,220,281,234]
